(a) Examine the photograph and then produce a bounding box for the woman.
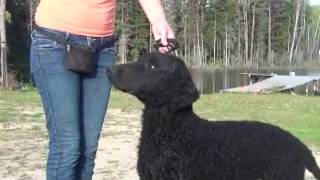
[30,0,174,179]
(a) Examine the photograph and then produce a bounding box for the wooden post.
[290,72,296,95]
[248,74,253,85]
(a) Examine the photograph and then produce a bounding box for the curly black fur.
[108,52,320,180]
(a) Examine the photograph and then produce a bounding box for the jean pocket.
[101,46,116,56]
[31,30,64,50]
[31,40,66,73]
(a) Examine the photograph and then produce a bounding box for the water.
[189,68,320,95]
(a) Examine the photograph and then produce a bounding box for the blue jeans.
[30,27,115,180]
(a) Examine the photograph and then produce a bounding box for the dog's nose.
[106,67,115,77]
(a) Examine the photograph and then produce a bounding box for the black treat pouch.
[64,44,97,74]
[33,25,115,74]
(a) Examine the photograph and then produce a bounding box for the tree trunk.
[250,2,256,65]
[201,6,204,65]
[193,38,196,65]
[256,42,260,68]
[0,0,7,88]
[196,17,201,66]
[289,0,301,65]
[214,15,217,64]
[28,0,33,31]
[149,23,153,52]
[294,2,305,65]
[268,0,272,66]
[225,21,228,68]
[119,2,127,64]
[316,32,320,63]
[307,25,310,54]
[119,33,127,64]
[237,0,242,63]
[308,14,320,62]
[243,0,249,65]
[287,17,291,53]
[183,15,187,60]
[294,28,303,64]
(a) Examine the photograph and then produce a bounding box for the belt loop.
[87,37,91,47]
[65,32,70,44]
[100,37,104,47]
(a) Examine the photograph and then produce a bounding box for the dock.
[240,73,274,85]
[223,73,320,95]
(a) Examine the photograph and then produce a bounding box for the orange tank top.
[35,0,116,37]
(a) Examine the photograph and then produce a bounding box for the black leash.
[153,39,179,54]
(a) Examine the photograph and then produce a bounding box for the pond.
[189,67,320,95]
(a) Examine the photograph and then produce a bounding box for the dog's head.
[108,52,199,109]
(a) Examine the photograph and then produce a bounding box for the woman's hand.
[138,0,175,53]
[151,18,175,53]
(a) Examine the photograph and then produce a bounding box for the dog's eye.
[148,64,156,69]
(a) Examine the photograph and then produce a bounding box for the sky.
[310,0,320,5]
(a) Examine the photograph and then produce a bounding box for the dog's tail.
[303,145,320,179]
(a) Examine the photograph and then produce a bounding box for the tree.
[5,0,320,76]
[0,0,7,88]
[289,0,301,65]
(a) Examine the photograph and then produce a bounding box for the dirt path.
[0,108,141,180]
[0,108,319,180]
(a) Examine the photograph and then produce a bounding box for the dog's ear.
[170,60,199,109]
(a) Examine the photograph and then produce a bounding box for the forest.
[115,0,320,67]
[0,0,320,87]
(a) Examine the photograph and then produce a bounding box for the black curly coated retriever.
[107,52,320,180]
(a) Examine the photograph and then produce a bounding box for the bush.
[0,71,20,90]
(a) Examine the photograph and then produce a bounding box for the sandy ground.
[0,108,319,180]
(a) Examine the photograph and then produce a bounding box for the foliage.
[4,11,11,23]
[115,0,150,60]
[168,0,318,67]
[4,0,320,83]
[6,0,30,50]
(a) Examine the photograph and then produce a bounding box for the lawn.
[0,89,319,149]
[194,93,320,150]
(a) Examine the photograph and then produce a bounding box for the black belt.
[33,24,117,49]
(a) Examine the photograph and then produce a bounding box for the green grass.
[108,90,143,110]
[193,93,320,149]
[0,89,319,149]
[0,89,42,123]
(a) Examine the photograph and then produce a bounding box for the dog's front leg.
[137,161,151,180]
[138,159,181,180]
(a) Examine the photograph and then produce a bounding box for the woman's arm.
[138,0,175,53]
